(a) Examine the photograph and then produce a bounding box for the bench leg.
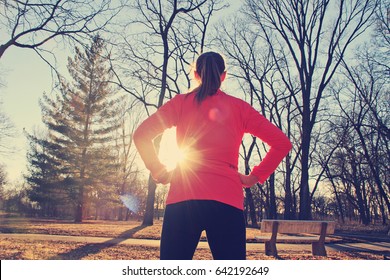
[312,242,327,256]
[265,240,278,257]
[312,222,328,257]
[264,221,278,257]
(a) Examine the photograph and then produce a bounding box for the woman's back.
[146,88,292,209]
[175,89,243,171]
[133,51,292,260]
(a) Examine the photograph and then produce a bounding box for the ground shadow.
[51,225,149,260]
[327,242,390,260]
[328,241,390,251]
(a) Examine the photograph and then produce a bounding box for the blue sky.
[0,1,241,183]
[1,46,56,182]
[0,44,176,183]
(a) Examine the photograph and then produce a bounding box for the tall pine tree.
[26,130,67,217]
[28,36,123,222]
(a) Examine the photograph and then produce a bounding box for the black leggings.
[160,200,246,260]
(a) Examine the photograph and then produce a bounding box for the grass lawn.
[0,212,388,260]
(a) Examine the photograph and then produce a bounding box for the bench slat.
[261,220,335,234]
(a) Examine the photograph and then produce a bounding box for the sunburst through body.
[159,128,187,171]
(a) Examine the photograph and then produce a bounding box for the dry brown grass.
[0,237,383,260]
[0,213,388,260]
[0,215,268,241]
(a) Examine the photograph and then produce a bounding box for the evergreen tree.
[26,131,68,217]
[28,36,123,222]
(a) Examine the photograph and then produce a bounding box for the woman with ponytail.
[134,51,292,260]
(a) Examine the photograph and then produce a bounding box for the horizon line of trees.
[0,0,388,226]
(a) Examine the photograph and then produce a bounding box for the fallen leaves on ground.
[0,214,388,260]
[0,238,385,260]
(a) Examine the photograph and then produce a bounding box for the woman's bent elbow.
[132,127,143,149]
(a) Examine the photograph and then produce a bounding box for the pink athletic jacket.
[133,89,292,210]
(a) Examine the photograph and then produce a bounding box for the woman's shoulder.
[167,93,190,104]
[175,92,195,100]
[220,90,251,108]
[162,93,196,111]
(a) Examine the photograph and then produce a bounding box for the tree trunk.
[329,176,345,224]
[141,134,163,225]
[141,26,170,225]
[75,185,83,223]
[379,195,387,225]
[299,113,312,220]
[354,185,370,225]
[284,154,294,219]
[118,207,123,221]
[142,175,157,226]
[268,173,277,219]
[245,188,258,228]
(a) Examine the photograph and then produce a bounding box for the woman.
[133,51,292,260]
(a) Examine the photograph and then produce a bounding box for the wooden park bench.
[257,219,336,257]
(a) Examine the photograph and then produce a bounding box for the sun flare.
[159,128,187,171]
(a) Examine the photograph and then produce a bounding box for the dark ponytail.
[193,52,225,104]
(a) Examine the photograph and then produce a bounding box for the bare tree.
[113,100,141,221]
[0,100,16,156]
[215,19,274,225]
[324,0,390,224]
[329,55,390,224]
[216,16,302,222]
[344,63,388,216]
[243,0,378,219]
[0,0,122,66]
[110,0,226,225]
[0,163,7,187]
